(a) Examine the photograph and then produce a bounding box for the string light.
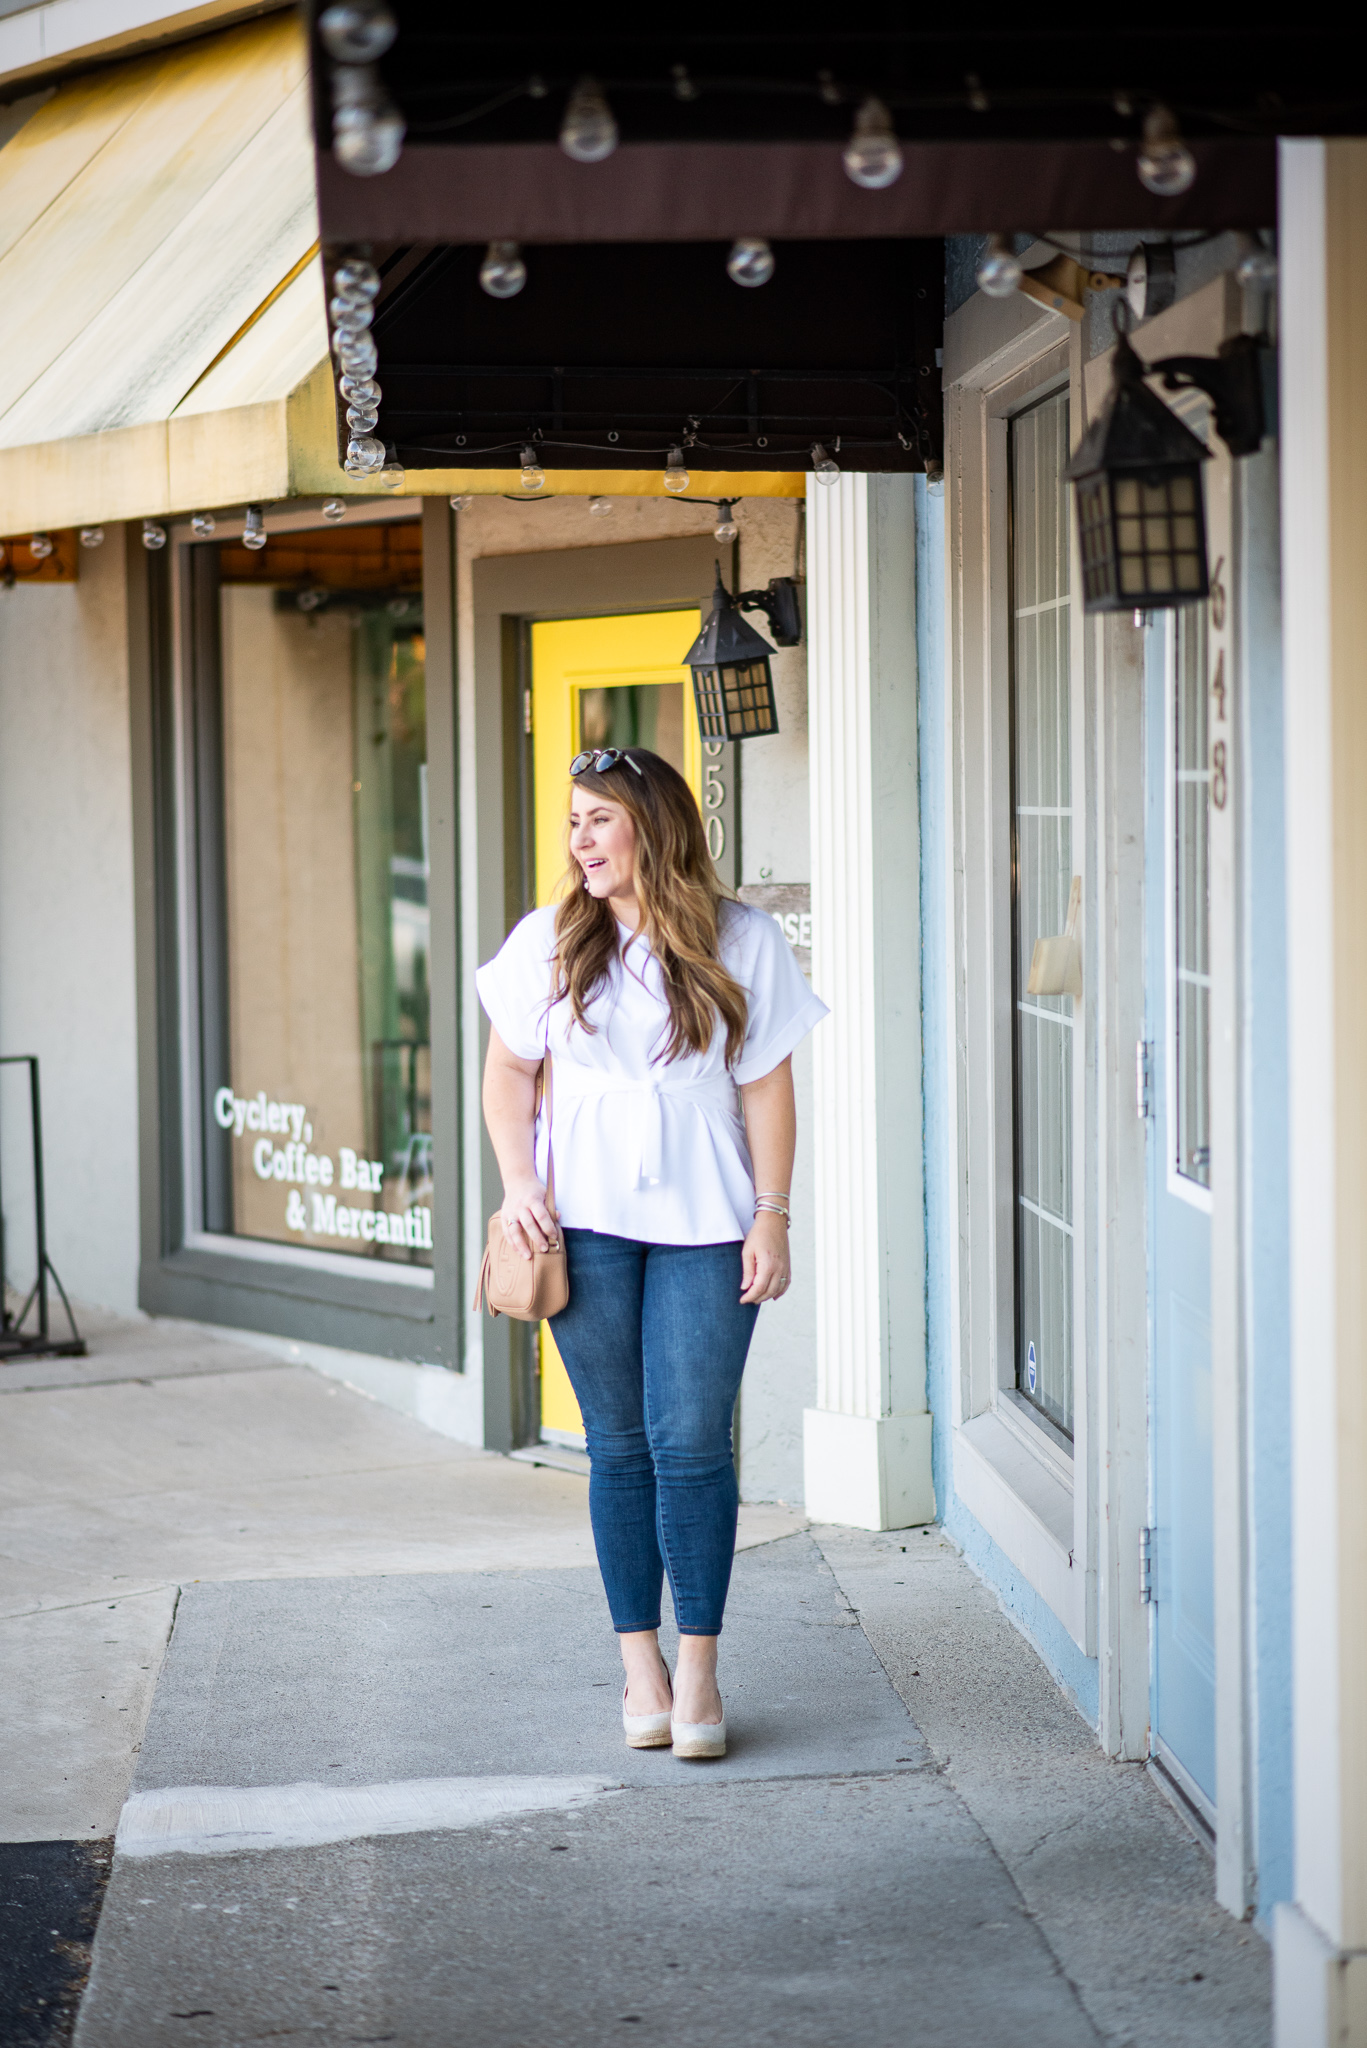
[318,0,395,62]
[28,533,53,560]
[714,501,738,541]
[332,257,388,476]
[322,499,347,521]
[190,512,216,538]
[332,64,405,176]
[242,505,268,552]
[345,434,385,476]
[378,449,406,491]
[589,497,614,516]
[520,446,546,491]
[1137,105,1196,197]
[727,237,775,288]
[976,234,1023,297]
[142,520,167,551]
[843,97,903,189]
[449,494,475,510]
[811,443,840,484]
[663,447,691,494]
[560,77,617,162]
[79,527,104,548]
[480,241,527,298]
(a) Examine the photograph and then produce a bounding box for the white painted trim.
[953,1411,1081,1635]
[1277,138,1341,1959]
[802,473,931,1530]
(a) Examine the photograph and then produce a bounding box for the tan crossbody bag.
[473,1051,569,1321]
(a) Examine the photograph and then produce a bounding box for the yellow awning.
[0,12,341,532]
[0,12,806,533]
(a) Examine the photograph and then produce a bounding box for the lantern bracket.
[736,577,804,648]
[1148,334,1266,460]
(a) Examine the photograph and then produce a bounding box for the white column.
[802,473,934,1530]
[1273,138,1367,2045]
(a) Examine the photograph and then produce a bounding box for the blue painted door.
[1146,610,1215,1811]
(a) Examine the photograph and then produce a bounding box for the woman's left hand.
[740,1209,791,1305]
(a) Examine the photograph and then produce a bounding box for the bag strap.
[538,1049,556,1214]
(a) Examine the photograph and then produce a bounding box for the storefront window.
[193,518,432,1266]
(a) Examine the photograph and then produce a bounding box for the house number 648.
[1212,739,1228,811]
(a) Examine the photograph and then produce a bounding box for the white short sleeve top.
[476,901,829,1244]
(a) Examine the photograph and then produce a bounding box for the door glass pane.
[1010,391,1074,1436]
[197,519,432,1265]
[578,682,686,778]
[1174,609,1211,1188]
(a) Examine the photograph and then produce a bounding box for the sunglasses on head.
[569,748,644,777]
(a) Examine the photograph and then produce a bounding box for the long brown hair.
[552,749,748,1066]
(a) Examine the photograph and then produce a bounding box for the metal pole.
[28,1056,49,1342]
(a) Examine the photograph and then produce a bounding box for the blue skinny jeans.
[549,1229,759,1637]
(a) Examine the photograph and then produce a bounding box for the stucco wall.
[0,526,140,1317]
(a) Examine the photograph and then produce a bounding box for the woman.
[477,745,826,1759]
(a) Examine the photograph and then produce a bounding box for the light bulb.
[190,511,216,538]
[843,97,903,190]
[336,335,379,381]
[559,76,617,162]
[345,434,385,474]
[318,0,396,63]
[588,496,613,516]
[811,443,840,484]
[479,240,527,299]
[242,506,267,551]
[332,68,405,177]
[329,292,373,327]
[339,374,381,407]
[520,446,546,491]
[1236,235,1278,289]
[333,257,380,301]
[976,234,1023,298]
[449,494,474,511]
[79,526,105,549]
[142,520,167,551]
[322,498,347,522]
[727,237,775,288]
[715,512,738,542]
[663,448,690,494]
[378,453,405,491]
[347,405,380,434]
[1137,106,1196,198]
[28,532,53,560]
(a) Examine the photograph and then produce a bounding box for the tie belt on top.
[547,1063,739,1187]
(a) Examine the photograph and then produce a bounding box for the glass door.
[1009,390,1076,1437]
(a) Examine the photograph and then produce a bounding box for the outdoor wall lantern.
[684,568,801,740]
[1067,322,1266,614]
[1067,327,1211,612]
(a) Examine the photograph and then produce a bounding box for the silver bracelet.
[754,1198,791,1226]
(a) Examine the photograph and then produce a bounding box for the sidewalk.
[1,1314,1270,2046]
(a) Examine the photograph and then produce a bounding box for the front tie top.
[475,900,829,1245]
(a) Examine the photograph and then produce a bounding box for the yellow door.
[530,608,704,1441]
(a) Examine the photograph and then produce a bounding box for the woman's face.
[570,792,638,903]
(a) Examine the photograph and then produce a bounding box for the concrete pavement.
[2,1311,1270,2046]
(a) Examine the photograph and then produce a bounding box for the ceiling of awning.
[0,11,324,450]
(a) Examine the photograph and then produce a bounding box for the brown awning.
[317,137,1275,246]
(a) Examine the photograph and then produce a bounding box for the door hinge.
[523,687,533,736]
[1139,1525,1155,1604]
[1136,1039,1153,1121]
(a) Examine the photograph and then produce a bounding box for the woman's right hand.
[500,1176,559,1259]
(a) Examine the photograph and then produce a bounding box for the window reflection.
[196,520,432,1265]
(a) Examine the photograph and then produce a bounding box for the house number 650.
[703,739,727,859]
